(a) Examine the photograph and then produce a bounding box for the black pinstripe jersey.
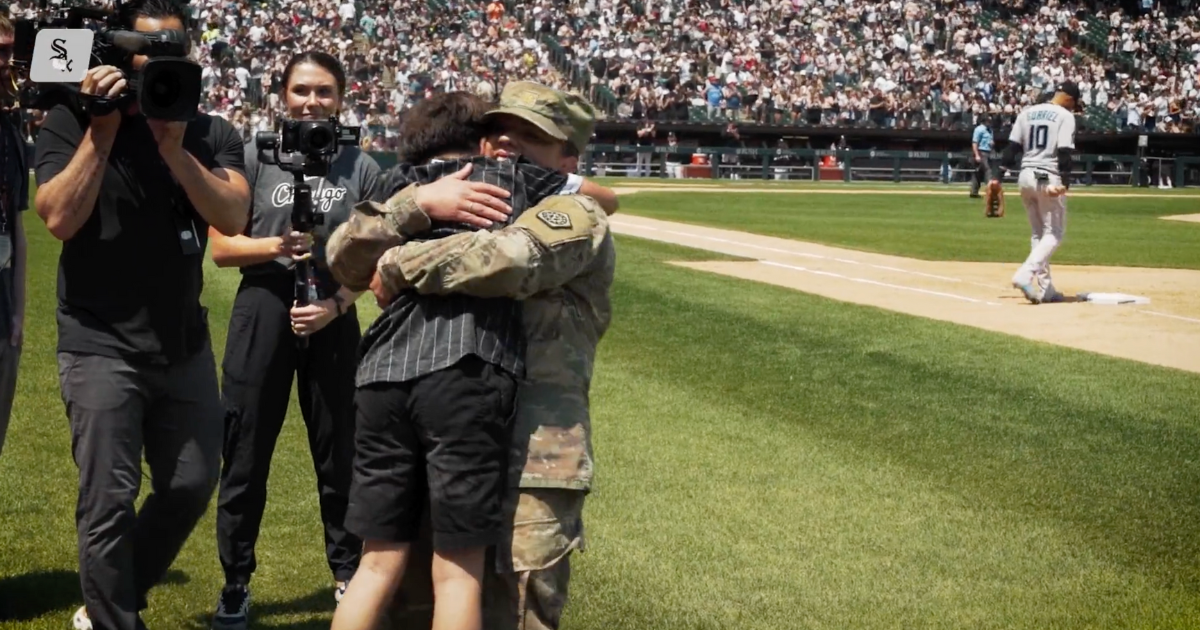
[356,156,568,386]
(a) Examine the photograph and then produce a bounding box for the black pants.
[970,154,998,196]
[216,275,361,586]
[57,343,223,630]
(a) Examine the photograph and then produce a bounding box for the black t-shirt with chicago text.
[241,141,381,296]
[34,105,247,365]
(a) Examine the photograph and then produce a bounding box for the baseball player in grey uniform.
[1000,82,1082,304]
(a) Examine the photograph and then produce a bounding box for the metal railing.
[566,145,1200,188]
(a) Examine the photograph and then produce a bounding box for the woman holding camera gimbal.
[207,50,380,629]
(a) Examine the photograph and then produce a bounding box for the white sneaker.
[72,607,91,630]
[212,584,250,629]
[335,580,348,605]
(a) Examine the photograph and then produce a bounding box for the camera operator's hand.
[290,299,338,336]
[414,164,513,228]
[275,231,312,258]
[147,119,187,155]
[80,66,127,130]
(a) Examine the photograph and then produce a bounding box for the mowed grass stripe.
[566,236,1200,629]
[615,191,1200,270]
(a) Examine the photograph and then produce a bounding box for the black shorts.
[345,355,517,551]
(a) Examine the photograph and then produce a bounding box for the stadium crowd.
[532,0,1199,133]
[181,0,577,152]
[7,0,1199,138]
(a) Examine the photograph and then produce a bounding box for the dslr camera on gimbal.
[257,119,362,167]
[255,118,360,344]
[12,0,202,120]
[254,116,360,241]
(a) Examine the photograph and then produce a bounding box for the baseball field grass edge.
[4,220,1199,629]
[565,234,1200,629]
[614,191,1200,270]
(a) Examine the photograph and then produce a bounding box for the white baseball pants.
[1013,168,1067,298]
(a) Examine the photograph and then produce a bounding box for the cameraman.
[0,14,26,460]
[208,50,380,628]
[32,0,250,628]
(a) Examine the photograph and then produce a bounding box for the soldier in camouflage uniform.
[327,82,613,630]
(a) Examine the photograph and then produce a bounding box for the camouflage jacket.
[338,184,615,492]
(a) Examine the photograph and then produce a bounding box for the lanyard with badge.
[156,123,202,257]
[172,197,203,256]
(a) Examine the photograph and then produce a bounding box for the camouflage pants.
[385,488,585,630]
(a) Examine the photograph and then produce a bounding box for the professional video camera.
[256,118,361,346]
[11,0,202,120]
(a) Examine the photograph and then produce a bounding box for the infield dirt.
[610,212,1200,375]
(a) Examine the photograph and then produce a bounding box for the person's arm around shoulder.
[557,170,618,214]
[154,114,250,236]
[326,163,513,291]
[34,69,125,241]
[313,149,385,305]
[578,178,619,215]
[372,193,610,303]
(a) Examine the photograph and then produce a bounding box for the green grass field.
[592,176,1200,195]
[3,183,1200,629]
[607,185,1200,269]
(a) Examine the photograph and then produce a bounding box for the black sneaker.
[212,584,250,630]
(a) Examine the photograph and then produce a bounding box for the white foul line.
[1142,310,1200,325]
[759,261,1003,306]
[615,221,982,285]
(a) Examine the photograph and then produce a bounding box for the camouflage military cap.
[486,81,596,155]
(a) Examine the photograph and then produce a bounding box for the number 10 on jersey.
[1027,124,1049,151]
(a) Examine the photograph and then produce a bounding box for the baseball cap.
[1056,81,1084,110]
[486,81,597,154]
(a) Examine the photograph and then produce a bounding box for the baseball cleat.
[1013,281,1042,304]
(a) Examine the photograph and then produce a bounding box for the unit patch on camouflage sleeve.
[537,210,573,229]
